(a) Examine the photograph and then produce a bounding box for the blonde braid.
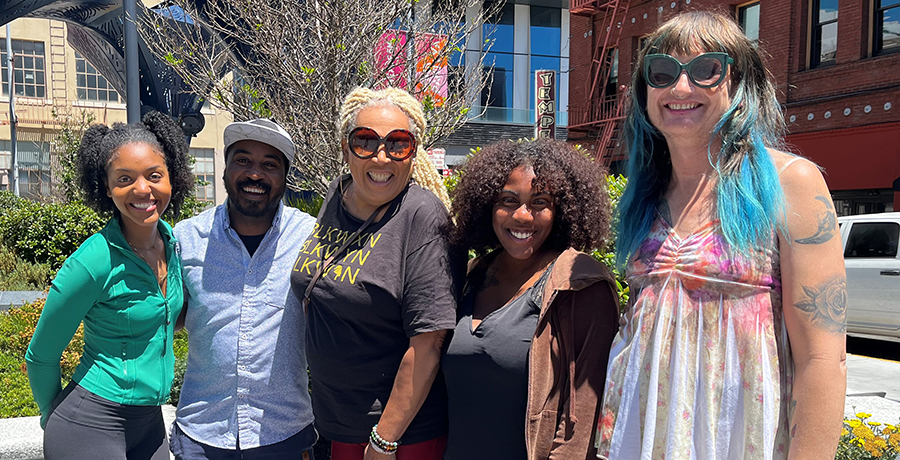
[338,86,451,210]
[412,146,451,209]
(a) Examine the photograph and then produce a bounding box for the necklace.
[127,237,167,286]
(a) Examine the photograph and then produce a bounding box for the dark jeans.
[43,382,168,460]
[170,422,316,460]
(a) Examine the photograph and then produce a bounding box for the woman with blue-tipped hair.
[596,11,846,460]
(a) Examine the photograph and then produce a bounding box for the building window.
[0,140,51,198]
[606,48,619,96]
[481,1,515,110]
[529,6,562,111]
[810,0,838,67]
[75,52,120,103]
[190,148,216,202]
[1,40,46,98]
[738,2,761,42]
[874,0,900,55]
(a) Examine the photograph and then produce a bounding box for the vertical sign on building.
[535,70,556,139]
[426,147,446,176]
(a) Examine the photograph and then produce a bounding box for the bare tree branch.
[143,0,499,195]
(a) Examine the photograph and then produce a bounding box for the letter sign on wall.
[534,70,556,140]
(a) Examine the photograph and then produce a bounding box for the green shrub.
[168,329,189,406]
[285,194,324,217]
[0,245,53,290]
[0,298,84,380]
[0,352,39,418]
[0,191,24,216]
[0,297,84,419]
[591,174,629,306]
[0,199,105,271]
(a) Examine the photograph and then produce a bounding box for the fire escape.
[567,0,630,165]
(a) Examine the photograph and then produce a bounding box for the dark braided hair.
[450,139,611,255]
[78,111,194,217]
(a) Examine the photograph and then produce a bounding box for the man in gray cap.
[170,119,317,459]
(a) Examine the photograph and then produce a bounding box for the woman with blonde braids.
[291,86,458,460]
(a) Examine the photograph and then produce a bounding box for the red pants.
[331,435,446,460]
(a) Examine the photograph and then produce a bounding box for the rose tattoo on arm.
[793,275,847,334]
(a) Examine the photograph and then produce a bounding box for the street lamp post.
[123,0,140,123]
[5,24,18,197]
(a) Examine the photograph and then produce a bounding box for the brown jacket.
[525,248,620,460]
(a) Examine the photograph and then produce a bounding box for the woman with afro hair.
[442,139,620,459]
[25,111,194,460]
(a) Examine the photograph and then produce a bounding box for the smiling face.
[223,139,287,219]
[341,105,416,218]
[492,166,555,261]
[106,142,172,232]
[645,51,733,142]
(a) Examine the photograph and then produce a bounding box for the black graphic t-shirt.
[290,175,457,444]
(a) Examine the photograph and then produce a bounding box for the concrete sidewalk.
[845,353,900,425]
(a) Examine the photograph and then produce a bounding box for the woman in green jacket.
[25,111,194,460]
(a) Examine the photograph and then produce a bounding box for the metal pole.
[6,25,18,196]
[123,0,140,123]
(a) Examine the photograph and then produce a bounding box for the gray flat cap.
[223,118,295,164]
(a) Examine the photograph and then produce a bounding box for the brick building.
[567,0,900,215]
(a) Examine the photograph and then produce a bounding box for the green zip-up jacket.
[25,217,183,428]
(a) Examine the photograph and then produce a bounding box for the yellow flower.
[854,424,876,440]
[870,422,883,427]
[873,437,888,449]
[841,428,850,436]
[848,419,863,428]
[857,412,873,420]
[888,432,900,449]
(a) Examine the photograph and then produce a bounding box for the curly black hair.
[450,139,611,255]
[78,111,194,217]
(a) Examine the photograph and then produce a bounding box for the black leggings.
[43,382,169,460]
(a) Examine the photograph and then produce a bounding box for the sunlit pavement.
[845,337,900,425]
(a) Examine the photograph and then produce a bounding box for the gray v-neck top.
[442,264,553,460]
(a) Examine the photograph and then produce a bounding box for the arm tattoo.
[795,195,837,245]
[793,275,847,334]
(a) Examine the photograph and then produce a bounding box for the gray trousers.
[43,382,169,460]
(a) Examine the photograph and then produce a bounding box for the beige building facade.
[0,17,230,205]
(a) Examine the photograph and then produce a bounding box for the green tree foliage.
[591,174,629,306]
[51,110,96,204]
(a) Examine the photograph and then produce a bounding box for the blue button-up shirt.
[173,202,315,449]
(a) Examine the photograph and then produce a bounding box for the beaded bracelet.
[368,439,395,456]
[370,424,399,455]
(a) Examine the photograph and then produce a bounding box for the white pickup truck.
[838,212,900,342]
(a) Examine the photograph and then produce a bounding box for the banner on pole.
[534,70,556,140]
[375,30,449,107]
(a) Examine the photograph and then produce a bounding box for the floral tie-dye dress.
[596,215,793,460]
